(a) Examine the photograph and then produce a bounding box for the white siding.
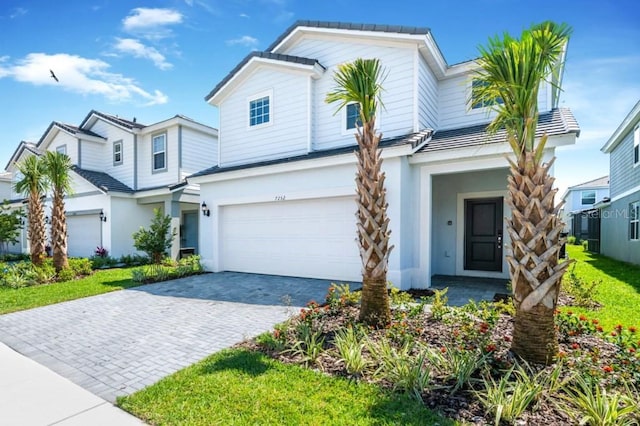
[82,119,136,188]
[181,126,218,175]
[285,37,415,150]
[49,131,78,164]
[137,126,180,189]
[219,67,309,166]
[417,53,438,129]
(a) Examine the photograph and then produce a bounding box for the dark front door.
[464,197,503,272]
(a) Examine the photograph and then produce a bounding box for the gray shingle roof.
[569,175,609,189]
[266,20,431,52]
[204,51,324,102]
[72,166,134,193]
[37,121,105,146]
[189,130,432,178]
[418,108,580,153]
[79,110,146,131]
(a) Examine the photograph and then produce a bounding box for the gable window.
[471,79,504,109]
[631,201,639,241]
[113,141,123,166]
[56,145,67,155]
[581,190,596,205]
[634,125,639,166]
[152,134,166,172]
[346,103,362,130]
[249,95,270,127]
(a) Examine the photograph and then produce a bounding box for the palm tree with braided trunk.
[472,22,573,364]
[44,151,72,272]
[14,155,48,266]
[326,58,393,327]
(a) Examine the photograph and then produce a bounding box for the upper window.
[113,141,123,166]
[249,96,270,127]
[56,145,67,155]
[346,103,362,130]
[634,125,639,166]
[152,134,166,172]
[471,79,503,109]
[630,201,639,241]
[581,190,596,205]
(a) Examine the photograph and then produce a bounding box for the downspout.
[178,124,183,182]
[77,138,82,168]
[133,134,138,190]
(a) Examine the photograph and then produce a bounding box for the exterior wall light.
[99,211,107,222]
[201,202,210,217]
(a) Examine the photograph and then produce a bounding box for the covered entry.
[220,196,361,281]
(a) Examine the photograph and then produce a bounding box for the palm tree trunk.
[51,189,68,271]
[28,193,46,266]
[506,151,572,364]
[355,120,392,326]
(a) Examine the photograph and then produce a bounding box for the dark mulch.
[238,292,636,425]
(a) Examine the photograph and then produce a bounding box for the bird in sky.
[49,69,59,82]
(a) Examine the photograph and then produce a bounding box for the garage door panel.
[67,215,101,258]
[221,197,361,281]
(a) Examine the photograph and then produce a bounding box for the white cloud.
[239,13,250,18]
[10,7,27,19]
[114,38,172,70]
[226,35,258,48]
[122,8,183,39]
[0,53,168,106]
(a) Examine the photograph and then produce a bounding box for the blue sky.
[1,0,638,196]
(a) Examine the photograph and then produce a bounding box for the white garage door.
[221,196,361,281]
[67,215,102,258]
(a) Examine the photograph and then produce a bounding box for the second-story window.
[471,79,503,109]
[249,95,270,127]
[634,125,639,166]
[56,145,67,155]
[630,201,639,240]
[581,190,596,205]
[113,141,123,166]
[152,134,166,172]
[346,103,362,130]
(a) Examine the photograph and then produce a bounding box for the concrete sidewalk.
[0,343,144,426]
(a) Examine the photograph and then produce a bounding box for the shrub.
[563,264,601,307]
[56,268,76,282]
[582,240,589,251]
[325,283,361,309]
[132,209,177,264]
[567,235,577,245]
[69,258,93,276]
[90,255,117,269]
[94,246,108,258]
[333,326,368,375]
[130,255,203,284]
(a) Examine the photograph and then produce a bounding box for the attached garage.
[67,213,102,258]
[220,196,361,281]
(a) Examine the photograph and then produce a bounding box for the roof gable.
[79,110,146,133]
[601,100,640,153]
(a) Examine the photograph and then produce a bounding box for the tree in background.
[0,201,25,256]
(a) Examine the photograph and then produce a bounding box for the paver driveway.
[0,272,333,402]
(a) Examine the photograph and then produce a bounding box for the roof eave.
[601,100,640,153]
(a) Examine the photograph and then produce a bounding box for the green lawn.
[564,245,640,331]
[0,268,138,315]
[118,348,452,426]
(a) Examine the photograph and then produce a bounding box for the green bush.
[131,255,203,284]
[56,268,76,282]
[69,258,93,276]
[132,208,176,264]
[582,240,589,251]
[567,235,577,245]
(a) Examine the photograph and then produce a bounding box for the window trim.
[633,125,639,167]
[469,79,504,111]
[56,145,67,155]
[247,90,273,130]
[113,140,123,166]
[580,190,596,205]
[630,201,640,241]
[151,133,167,173]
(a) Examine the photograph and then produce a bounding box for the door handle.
[497,233,503,249]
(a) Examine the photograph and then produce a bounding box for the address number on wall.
[274,195,286,201]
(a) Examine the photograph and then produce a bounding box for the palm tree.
[43,151,72,272]
[472,22,573,364]
[14,155,48,266]
[326,58,393,327]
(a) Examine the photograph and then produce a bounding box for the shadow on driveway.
[126,271,350,307]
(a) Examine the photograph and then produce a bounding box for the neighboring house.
[558,175,609,241]
[0,172,11,201]
[5,111,218,259]
[190,21,580,289]
[597,100,640,265]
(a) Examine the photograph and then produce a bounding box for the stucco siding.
[218,67,308,167]
[610,131,640,197]
[600,193,640,265]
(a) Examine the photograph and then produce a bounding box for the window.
[631,201,639,240]
[581,190,596,205]
[113,141,123,166]
[249,96,270,127]
[152,134,166,171]
[471,79,503,109]
[56,145,66,155]
[346,103,362,130]
[634,125,639,166]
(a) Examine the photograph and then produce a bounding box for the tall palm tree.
[43,151,72,272]
[326,58,393,327]
[472,22,573,364]
[14,155,48,266]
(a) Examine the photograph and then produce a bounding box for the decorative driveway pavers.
[0,272,333,402]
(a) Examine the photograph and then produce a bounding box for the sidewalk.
[0,343,144,426]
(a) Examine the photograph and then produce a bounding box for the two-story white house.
[597,100,640,265]
[190,21,580,289]
[559,176,609,240]
[5,110,218,259]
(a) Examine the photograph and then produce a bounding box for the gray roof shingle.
[72,166,134,193]
[78,110,146,131]
[37,121,105,146]
[419,108,580,153]
[204,51,324,102]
